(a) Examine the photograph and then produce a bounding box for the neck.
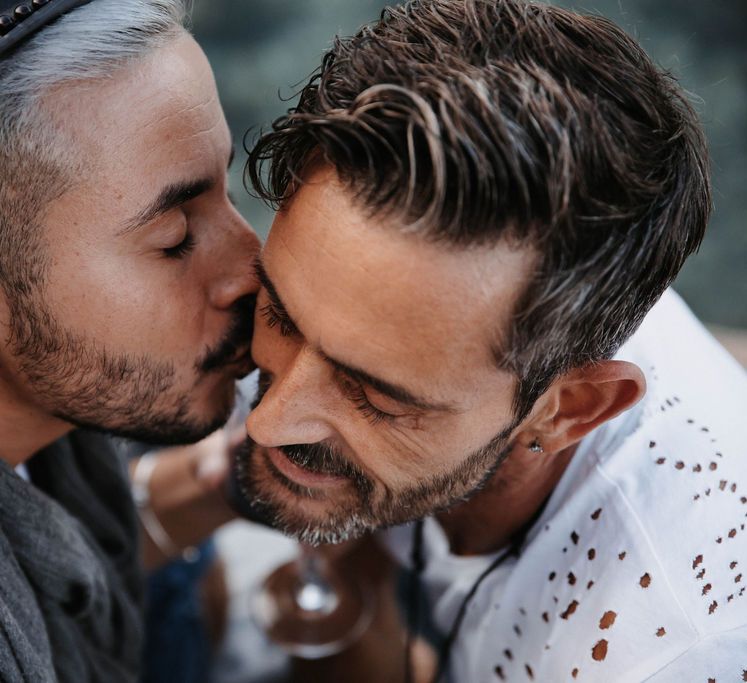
[0,374,72,467]
[435,444,577,556]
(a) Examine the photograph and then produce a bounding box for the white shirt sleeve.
[14,464,30,482]
[642,627,747,682]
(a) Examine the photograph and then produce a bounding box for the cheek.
[355,410,505,485]
[45,252,207,355]
[349,421,448,485]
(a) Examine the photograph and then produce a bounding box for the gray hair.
[0,0,189,293]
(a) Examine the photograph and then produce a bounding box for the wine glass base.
[251,558,374,659]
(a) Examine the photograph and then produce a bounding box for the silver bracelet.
[132,452,200,563]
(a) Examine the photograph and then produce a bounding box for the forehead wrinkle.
[307,231,499,367]
[141,85,222,134]
[136,101,217,139]
[54,77,225,187]
[129,101,230,184]
[167,121,227,154]
[136,88,224,149]
[276,227,410,364]
[300,168,509,305]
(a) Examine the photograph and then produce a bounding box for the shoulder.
[641,627,747,682]
[0,553,55,682]
[463,292,747,680]
[597,290,747,636]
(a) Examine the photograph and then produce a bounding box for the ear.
[519,360,646,454]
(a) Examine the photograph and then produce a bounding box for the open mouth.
[265,446,348,489]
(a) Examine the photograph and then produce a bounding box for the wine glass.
[249,542,374,659]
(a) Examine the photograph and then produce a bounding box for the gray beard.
[229,424,516,546]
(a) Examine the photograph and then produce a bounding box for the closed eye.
[345,380,397,425]
[162,231,196,259]
[259,297,399,425]
[260,300,300,337]
[334,369,398,426]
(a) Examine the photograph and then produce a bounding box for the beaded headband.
[0,0,93,57]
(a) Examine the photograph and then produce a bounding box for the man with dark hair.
[0,1,260,680]
[234,0,747,678]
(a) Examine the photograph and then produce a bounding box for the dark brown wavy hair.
[246,0,711,420]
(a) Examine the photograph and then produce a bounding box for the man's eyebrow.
[321,354,456,413]
[118,177,214,236]
[254,254,456,414]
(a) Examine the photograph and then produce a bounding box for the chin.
[71,410,227,446]
[59,381,235,446]
[196,376,238,421]
[262,490,374,545]
[233,448,374,543]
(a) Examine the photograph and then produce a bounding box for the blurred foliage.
[192,0,747,326]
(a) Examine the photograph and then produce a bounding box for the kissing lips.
[227,347,256,377]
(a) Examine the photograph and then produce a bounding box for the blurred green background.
[192,0,747,328]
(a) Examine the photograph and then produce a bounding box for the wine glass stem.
[294,545,339,614]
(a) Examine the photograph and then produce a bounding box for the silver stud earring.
[528,439,544,454]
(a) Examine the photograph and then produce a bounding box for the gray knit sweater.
[0,430,143,683]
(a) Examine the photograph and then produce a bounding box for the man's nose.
[246,347,335,447]
[208,207,261,310]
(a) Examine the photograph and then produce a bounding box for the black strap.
[432,545,515,682]
[404,519,425,683]
[405,520,525,683]
[0,0,94,58]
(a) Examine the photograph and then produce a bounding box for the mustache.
[197,293,256,373]
[279,442,374,497]
[281,442,358,478]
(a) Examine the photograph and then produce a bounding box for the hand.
[191,426,244,493]
[132,425,246,570]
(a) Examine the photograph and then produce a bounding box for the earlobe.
[529,360,646,453]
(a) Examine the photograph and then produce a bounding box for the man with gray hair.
[233,0,747,680]
[0,1,259,681]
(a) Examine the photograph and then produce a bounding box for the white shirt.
[14,463,30,482]
[382,290,747,682]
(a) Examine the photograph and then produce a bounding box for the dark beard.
[228,371,517,544]
[6,286,256,445]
